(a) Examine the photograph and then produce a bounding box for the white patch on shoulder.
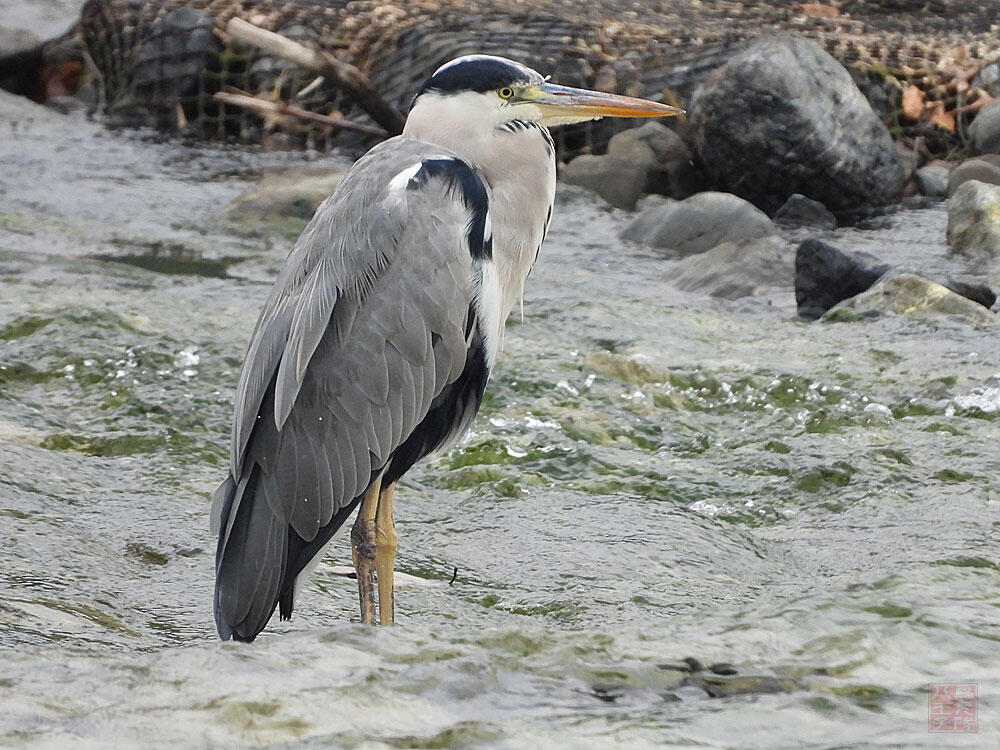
[387,162,423,195]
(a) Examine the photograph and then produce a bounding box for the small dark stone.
[685,674,800,698]
[709,662,739,676]
[589,685,622,703]
[773,194,837,229]
[795,238,889,320]
[944,277,997,310]
[682,656,705,672]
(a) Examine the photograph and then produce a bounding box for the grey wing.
[212,140,490,640]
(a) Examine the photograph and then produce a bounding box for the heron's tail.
[211,466,287,642]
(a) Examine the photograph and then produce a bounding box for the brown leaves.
[791,3,840,18]
[900,83,993,134]
[901,85,955,133]
[902,86,925,121]
[898,44,996,134]
[925,100,955,133]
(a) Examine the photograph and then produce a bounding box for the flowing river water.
[1,86,998,748]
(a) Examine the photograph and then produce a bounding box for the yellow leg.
[375,483,397,626]
[351,477,381,625]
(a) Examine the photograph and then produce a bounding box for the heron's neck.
[404,102,557,330]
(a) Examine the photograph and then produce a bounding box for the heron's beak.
[525,82,684,126]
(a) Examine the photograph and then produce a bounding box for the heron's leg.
[375,482,397,626]
[351,477,381,625]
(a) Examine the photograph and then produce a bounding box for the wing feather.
[274,256,341,431]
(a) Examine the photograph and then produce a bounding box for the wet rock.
[622,192,776,257]
[708,663,739,676]
[657,659,800,699]
[969,97,1000,155]
[667,236,793,299]
[561,122,703,209]
[622,123,706,202]
[684,674,800,698]
[795,238,889,320]
[0,29,42,98]
[828,273,998,325]
[915,163,950,198]
[946,180,1000,259]
[658,657,704,673]
[773,194,837,230]
[223,167,348,222]
[561,153,646,210]
[944,277,997,310]
[972,59,1000,97]
[947,155,1000,196]
[689,34,906,217]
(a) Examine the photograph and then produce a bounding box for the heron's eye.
[498,87,515,100]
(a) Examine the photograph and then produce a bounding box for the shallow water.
[1,93,998,748]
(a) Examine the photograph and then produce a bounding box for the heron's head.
[406,55,682,136]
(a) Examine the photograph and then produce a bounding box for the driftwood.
[213,89,389,137]
[222,17,405,136]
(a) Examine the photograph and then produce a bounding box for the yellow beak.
[528,82,684,124]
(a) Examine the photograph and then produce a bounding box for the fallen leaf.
[791,3,840,17]
[926,101,956,132]
[902,86,925,120]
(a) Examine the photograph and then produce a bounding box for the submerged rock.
[622,191,776,257]
[828,273,997,325]
[656,658,801,699]
[223,167,347,222]
[795,239,889,320]
[689,34,906,217]
[946,179,1000,259]
[773,194,837,230]
[667,236,793,299]
[561,122,703,209]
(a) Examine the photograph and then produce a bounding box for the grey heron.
[211,54,681,641]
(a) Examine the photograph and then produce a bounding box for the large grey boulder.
[946,180,1000,259]
[667,236,794,299]
[690,34,906,217]
[622,192,776,257]
[561,122,703,209]
[828,273,997,325]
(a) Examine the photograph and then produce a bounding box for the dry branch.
[214,90,389,137]
[224,17,405,136]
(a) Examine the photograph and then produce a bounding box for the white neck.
[404,93,557,357]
